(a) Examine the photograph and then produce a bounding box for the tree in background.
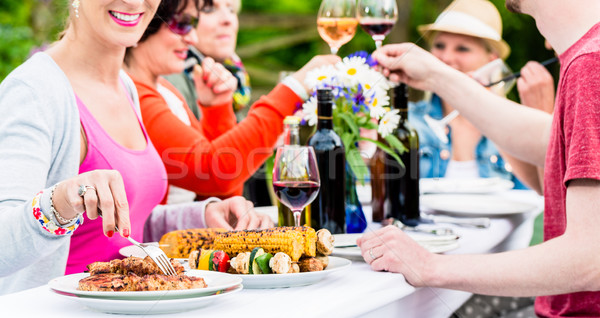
[1,0,557,103]
[0,0,66,80]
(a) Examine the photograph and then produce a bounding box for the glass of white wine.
[357,0,398,49]
[317,0,358,54]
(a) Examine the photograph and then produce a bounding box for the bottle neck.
[392,83,409,123]
[283,125,300,146]
[317,100,334,130]
[317,116,333,129]
[398,109,408,124]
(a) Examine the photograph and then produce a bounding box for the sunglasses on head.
[167,13,199,35]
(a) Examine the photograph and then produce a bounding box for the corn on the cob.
[280,226,317,257]
[159,228,226,258]
[212,228,305,261]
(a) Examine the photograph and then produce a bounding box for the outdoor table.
[0,190,543,318]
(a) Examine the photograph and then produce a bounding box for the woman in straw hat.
[409,0,527,187]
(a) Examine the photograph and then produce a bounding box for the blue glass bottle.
[345,166,367,233]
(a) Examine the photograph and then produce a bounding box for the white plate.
[421,194,537,216]
[253,205,278,223]
[331,233,459,259]
[232,256,351,288]
[55,284,242,314]
[420,177,514,194]
[48,270,242,300]
[119,243,187,264]
[332,243,459,259]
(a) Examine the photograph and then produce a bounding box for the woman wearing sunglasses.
[0,0,281,292]
[124,0,339,216]
[0,0,163,293]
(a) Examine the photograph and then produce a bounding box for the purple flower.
[347,51,378,67]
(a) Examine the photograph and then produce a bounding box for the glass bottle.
[277,116,312,227]
[345,165,367,233]
[307,88,346,233]
[384,84,420,226]
[369,137,386,222]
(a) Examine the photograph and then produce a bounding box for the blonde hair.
[233,0,242,13]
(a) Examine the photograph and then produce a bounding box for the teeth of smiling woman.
[110,11,140,22]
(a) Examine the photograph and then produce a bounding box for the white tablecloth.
[0,190,543,318]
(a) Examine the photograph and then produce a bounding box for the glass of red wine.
[357,0,398,49]
[272,146,321,227]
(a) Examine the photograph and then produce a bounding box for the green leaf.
[384,135,408,154]
[346,148,369,183]
[358,136,405,169]
[357,116,368,126]
[337,112,360,136]
[341,132,355,151]
[363,121,378,130]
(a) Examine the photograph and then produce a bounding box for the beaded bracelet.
[49,184,82,224]
[32,187,83,236]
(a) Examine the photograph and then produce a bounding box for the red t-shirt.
[536,22,600,317]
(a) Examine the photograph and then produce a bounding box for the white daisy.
[369,87,390,107]
[301,96,318,126]
[359,68,390,92]
[336,56,370,86]
[378,109,400,137]
[369,103,387,120]
[304,65,338,89]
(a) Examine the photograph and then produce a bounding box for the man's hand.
[372,43,455,92]
[204,196,273,230]
[357,225,435,286]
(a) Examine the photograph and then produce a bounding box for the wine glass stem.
[375,40,382,50]
[293,210,302,227]
[330,46,339,55]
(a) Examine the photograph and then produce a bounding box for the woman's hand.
[52,170,130,238]
[204,196,273,230]
[517,61,555,114]
[357,225,434,286]
[192,57,238,106]
[292,55,342,94]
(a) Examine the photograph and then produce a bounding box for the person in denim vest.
[410,0,526,188]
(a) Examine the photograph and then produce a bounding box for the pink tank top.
[66,87,167,274]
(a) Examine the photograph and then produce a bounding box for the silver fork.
[98,210,177,276]
[118,226,178,276]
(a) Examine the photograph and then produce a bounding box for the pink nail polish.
[123,229,129,238]
[107,230,114,238]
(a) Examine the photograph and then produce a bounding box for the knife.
[420,214,491,229]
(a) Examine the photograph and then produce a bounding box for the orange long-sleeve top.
[135,77,303,200]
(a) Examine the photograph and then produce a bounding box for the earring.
[72,0,80,18]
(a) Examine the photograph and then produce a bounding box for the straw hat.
[417,0,510,59]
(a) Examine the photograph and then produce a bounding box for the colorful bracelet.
[32,187,83,236]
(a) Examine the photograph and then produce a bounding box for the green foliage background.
[0,0,558,104]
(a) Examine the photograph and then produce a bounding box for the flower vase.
[345,165,367,233]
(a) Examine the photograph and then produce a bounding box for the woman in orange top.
[124,0,339,201]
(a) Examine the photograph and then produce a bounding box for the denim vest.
[409,94,526,189]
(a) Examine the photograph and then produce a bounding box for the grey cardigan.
[0,53,215,295]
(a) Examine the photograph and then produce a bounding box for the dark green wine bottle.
[307,88,346,234]
[384,84,420,226]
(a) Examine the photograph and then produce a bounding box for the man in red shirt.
[358,0,600,316]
